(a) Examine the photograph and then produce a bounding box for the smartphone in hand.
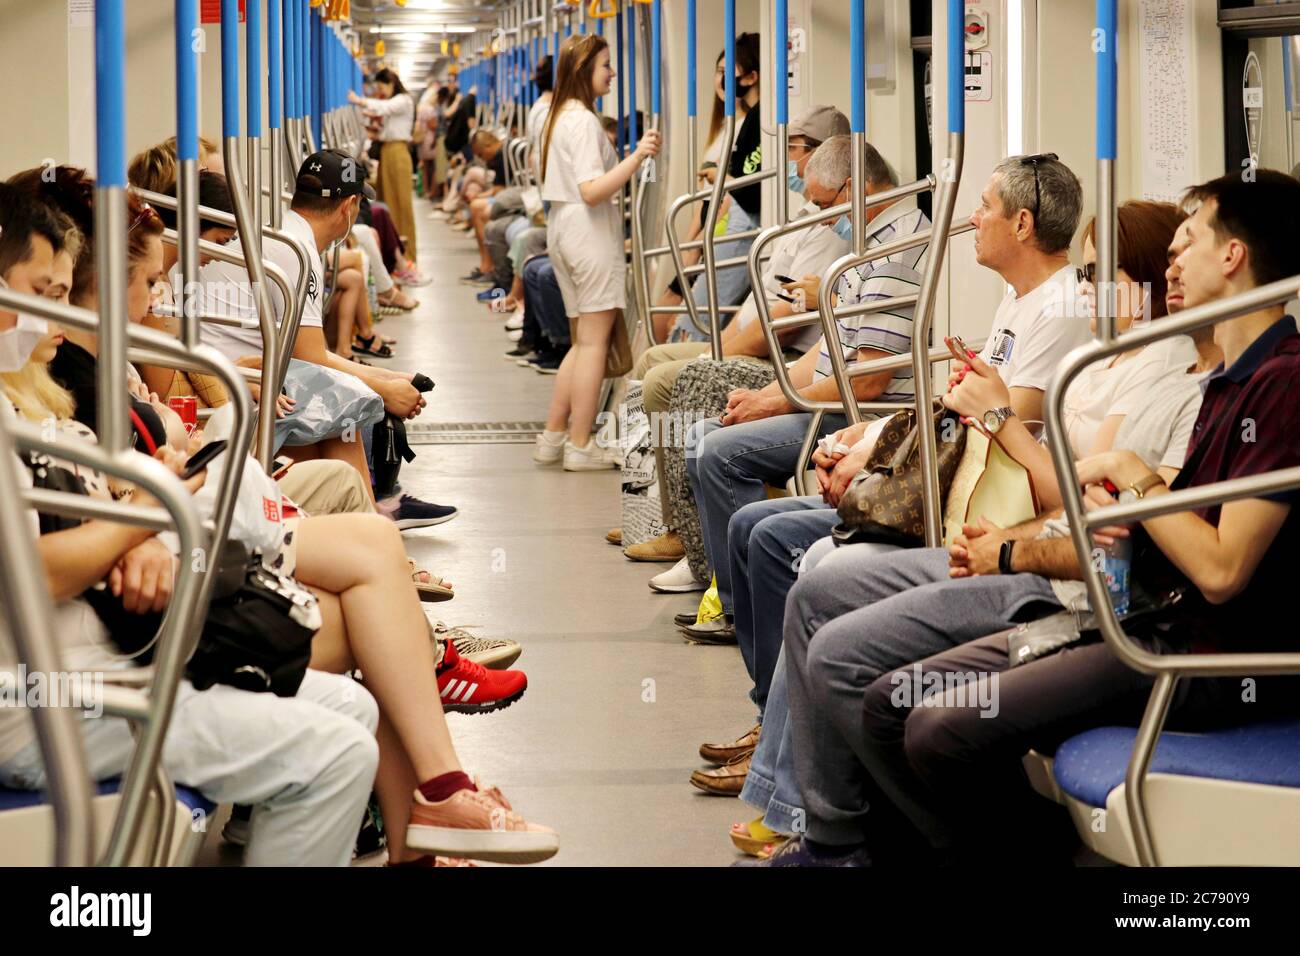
[180,439,228,480]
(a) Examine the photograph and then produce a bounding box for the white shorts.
[547,200,627,317]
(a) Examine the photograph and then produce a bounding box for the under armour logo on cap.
[309,162,323,172]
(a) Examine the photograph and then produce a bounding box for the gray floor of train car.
[200,199,757,867]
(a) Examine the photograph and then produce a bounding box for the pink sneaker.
[406,786,559,864]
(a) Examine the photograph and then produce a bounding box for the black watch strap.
[998,539,1016,575]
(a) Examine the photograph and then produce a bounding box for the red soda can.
[168,396,198,433]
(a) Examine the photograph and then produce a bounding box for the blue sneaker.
[385,494,459,531]
[476,286,507,302]
[743,835,871,867]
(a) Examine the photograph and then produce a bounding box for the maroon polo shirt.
[1139,316,1300,651]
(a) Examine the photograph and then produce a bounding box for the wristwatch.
[998,539,1016,575]
[1127,472,1167,499]
[982,406,1015,434]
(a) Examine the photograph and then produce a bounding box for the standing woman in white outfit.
[533,33,660,471]
[349,69,418,263]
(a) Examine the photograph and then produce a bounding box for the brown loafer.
[623,530,686,562]
[606,527,623,546]
[690,752,751,796]
[699,724,760,764]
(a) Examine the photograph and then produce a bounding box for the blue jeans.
[521,254,570,349]
[685,413,844,615]
[740,537,899,836]
[727,496,839,717]
[784,546,1061,845]
[669,201,758,342]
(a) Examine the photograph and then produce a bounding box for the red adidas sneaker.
[435,638,527,714]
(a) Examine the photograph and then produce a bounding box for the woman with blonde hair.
[533,32,660,471]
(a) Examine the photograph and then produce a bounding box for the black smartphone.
[774,274,797,285]
[180,439,228,480]
[272,455,294,479]
[775,291,797,304]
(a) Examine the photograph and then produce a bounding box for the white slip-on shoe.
[649,557,708,593]
[533,430,566,465]
[504,310,525,332]
[562,438,621,471]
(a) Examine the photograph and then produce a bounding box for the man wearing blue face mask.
[680,135,932,646]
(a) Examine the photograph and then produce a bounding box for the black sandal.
[353,335,395,359]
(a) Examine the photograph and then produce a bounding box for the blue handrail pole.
[304,2,317,152]
[246,0,263,249]
[698,0,736,360]
[283,0,297,168]
[312,8,323,149]
[616,1,625,157]
[223,0,279,468]
[652,0,662,122]
[174,0,202,349]
[627,1,638,151]
[775,0,789,223]
[686,0,696,168]
[1096,0,1118,343]
[268,0,284,228]
[909,0,968,546]
[850,0,866,254]
[95,0,129,451]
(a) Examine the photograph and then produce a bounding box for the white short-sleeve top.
[541,102,618,205]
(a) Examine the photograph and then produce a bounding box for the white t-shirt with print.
[981,265,1092,393]
[185,210,324,363]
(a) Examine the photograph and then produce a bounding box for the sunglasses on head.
[1018,153,1058,224]
[128,203,158,233]
[1076,262,1097,285]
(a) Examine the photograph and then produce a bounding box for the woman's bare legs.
[298,513,464,862]
[328,268,363,354]
[543,310,615,445]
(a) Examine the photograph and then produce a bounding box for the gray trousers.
[486,213,523,285]
[782,545,1061,846]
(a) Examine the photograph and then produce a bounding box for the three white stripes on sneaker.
[441,680,479,702]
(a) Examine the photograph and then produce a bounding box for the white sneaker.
[504,310,525,332]
[649,557,708,593]
[562,438,621,471]
[533,430,566,465]
[506,327,524,342]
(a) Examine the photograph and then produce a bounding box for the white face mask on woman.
[0,277,49,373]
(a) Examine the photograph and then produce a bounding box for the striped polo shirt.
[813,198,931,405]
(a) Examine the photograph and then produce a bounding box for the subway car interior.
[0,0,1299,902]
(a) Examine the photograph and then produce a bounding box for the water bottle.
[1100,489,1134,616]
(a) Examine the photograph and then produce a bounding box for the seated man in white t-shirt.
[191,151,440,514]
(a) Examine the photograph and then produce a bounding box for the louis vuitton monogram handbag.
[832,405,967,547]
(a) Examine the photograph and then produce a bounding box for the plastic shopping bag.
[273,358,385,452]
[192,404,288,557]
[619,380,670,547]
[692,576,724,627]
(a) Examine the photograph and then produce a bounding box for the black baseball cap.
[296,149,376,200]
